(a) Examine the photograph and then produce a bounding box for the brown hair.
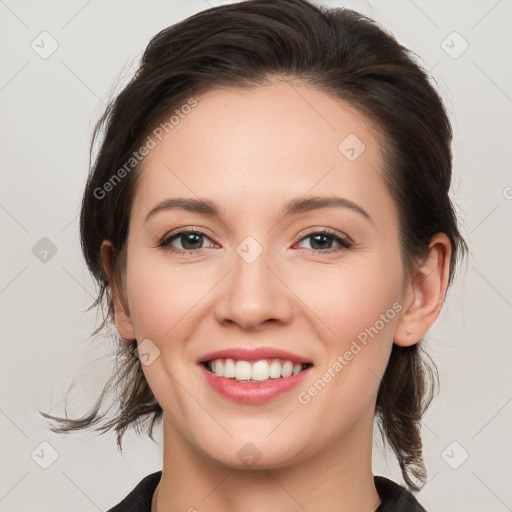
[40,0,467,490]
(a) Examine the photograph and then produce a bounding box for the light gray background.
[1,0,511,511]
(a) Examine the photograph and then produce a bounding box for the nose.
[214,242,294,331]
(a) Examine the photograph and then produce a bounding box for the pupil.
[182,233,202,250]
[311,234,332,250]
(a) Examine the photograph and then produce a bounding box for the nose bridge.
[215,234,293,329]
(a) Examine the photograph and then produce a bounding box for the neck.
[156,411,381,512]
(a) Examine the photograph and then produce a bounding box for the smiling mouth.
[202,358,314,383]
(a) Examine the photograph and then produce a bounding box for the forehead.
[131,79,394,224]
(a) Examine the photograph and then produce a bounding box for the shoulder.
[374,475,428,512]
[105,470,162,512]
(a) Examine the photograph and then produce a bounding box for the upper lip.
[198,347,313,365]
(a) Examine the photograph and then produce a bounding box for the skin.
[101,78,451,512]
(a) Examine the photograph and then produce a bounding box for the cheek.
[124,253,198,341]
[295,255,404,345]
[293,262,402,420]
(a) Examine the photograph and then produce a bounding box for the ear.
[100,240,136,340]
[394,233,452,347]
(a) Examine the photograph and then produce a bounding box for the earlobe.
[394,233,452,347]
[100,240,136,340]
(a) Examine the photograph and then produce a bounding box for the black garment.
[106,470,427,511]
[374,476,427,511]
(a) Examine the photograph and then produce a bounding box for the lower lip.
[199,363,313,404]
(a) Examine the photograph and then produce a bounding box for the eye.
[296,229,352,253]
[158,228,353,255]
[158,229,215,254]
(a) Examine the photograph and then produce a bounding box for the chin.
[198,435,309,471]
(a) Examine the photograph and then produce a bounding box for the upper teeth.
[208,358,306,382]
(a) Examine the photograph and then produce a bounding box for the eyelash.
[157,228,353,255]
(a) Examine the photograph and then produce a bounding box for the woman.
[40,0,467,510]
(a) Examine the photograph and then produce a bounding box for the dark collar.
[106,471,427,511]
[374,475,427,511]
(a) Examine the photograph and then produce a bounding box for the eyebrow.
[144,195,372,223]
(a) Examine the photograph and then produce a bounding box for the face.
[114,79,409,469]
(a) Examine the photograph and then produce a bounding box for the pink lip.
[199,363,313,404]
[197,346,312,365]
